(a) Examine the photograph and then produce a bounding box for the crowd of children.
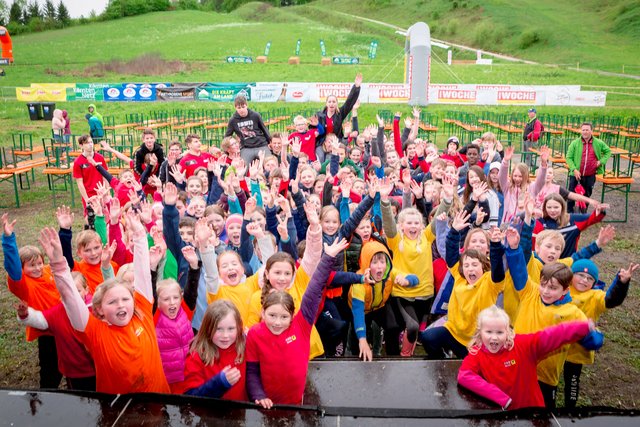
[3,72,637,411]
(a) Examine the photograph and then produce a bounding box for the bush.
[518,28,547,49]
[445,18,459,36]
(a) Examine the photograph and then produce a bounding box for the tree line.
[0,1,315,35]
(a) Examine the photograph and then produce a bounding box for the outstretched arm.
[39,228,89,332]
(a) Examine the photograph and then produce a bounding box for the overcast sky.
[38,0,110,18]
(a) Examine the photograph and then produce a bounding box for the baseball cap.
[528,108,537,113]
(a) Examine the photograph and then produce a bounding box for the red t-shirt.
[459,334,546,409]
[245,313,312,405]
[73,153,107,199]
[179,152,213,178]
[79,292,170,394]
[325,116,334,135]
[181,346,247,400]
[289,131,317,161]
[42,303,96,379]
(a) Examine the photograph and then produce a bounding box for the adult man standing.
[523,107,543,167]
[566,122,611,213]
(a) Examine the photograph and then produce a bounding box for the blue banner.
[103,86,157,102]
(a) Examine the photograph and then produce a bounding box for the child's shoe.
[400,330,417,357]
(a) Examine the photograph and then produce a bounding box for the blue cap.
[528,108,536,113]
[572,259,599,282]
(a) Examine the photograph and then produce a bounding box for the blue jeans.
[419,326,468,360]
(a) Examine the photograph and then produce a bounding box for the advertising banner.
[73,83,112,101]
[156,85,197,102]
[546,90,607,107]
[103,85,156,102]
[16,85,68,101]
[196,83,252,102]
[367,84,410,103]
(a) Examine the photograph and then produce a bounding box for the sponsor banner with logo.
[196,83,252,102]
[120,83,171,89]
[545,90,607,107]
[312,83,355,102]
[103,85,156,102]
[156,85,197,102]
[367,84,411,103]
[73,83,113,101]
[16,85,68,101]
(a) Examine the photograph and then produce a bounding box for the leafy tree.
[26,0,40,19]
[8,0,23,23]
[56,0,70,25]
[44,0,56,20]
[0,0,8,26]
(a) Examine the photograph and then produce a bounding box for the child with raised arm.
[503,227,603,409]
[182,300,247,400]
[457,305,595,410]
[563,260,638,408]
[246,238,350,408]
[2,213,62,388]
[39,211,170,394]
[16,272,97,391]
[420,211,506,359]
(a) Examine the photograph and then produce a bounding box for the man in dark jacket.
[522,107,543,168]
[134,128,165,178]
[225,94,271,166]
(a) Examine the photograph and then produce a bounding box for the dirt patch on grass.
[45,53,206,78]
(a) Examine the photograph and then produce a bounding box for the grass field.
[0,1,640,409]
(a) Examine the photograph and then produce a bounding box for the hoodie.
[88,104,104,126]
[225,109,270,149]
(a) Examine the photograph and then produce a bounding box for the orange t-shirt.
[8,265,61,341]
[74,260,119,293]
[79,292,170,394]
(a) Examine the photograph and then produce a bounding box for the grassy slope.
[305,0,640,72]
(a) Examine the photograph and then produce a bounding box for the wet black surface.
[1,359,638,426]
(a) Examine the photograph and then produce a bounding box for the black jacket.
[316,84,360,144]
[134,142,165,176]
[225,109,271,149]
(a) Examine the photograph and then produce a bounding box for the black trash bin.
[41,102,56,120]
[27,103,42,121]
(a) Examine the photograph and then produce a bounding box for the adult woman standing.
[316,73,362,147]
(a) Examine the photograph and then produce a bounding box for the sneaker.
[400,330,417,357]
[334,342,344,357]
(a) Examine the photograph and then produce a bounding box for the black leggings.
[563,361,583,408]
[387,297,433,345]
[38,335,62,389]
[538,381,557,410]
[67,376,97,391]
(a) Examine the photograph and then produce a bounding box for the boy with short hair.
[225,94,271,166]
[564,259,637,408]
[73,134,108,211]
[2,213,62,388]
[134,128,164,178]
[504,228,604,409]
[179,134,213,179]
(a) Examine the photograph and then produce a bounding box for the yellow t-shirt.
[566,287,606,364]
[506,255,575,324]
[245,266,324,359]
[207,273,260,326]
[443,262,504,346]
[387,227,435,298]
[514,278,587,386]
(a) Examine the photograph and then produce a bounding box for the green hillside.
[300,0,640,73]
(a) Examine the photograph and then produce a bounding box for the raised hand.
[38,227,63,262]
[618,263,639,283]
[290,137,302,158]
[410,179,423,199]
[56,205,74,230]
[324,237,350,258]
[169,165,185,184]
[194,217,213,247]
[370,155,382,169]
[95,181,110,201]
[246,221,265,239]
[452,209,471,231]
[340,179,352,198]
[163,182,179,206]
[276,194,291,217]
[354,72,363,87]
[376,114,384,128]
[148,175,162,189]
[441,175,456,201]
[124,209,145,237]
[539,145,550,165]
[475,207,487,226]
[596,225,616,248]
[244,197,257,218]
[233,158,247,178]
[2,213,16,236]
[304,201,320,226]
[368,176,380,198]
[488,226,503,243]
[276,214,289,240]
[109,197,121,224]
[181,245,200,269]
[505,227,520,249]
[249,159,260,177]
[504,146,515,162]
[378,176,394,199]
[101,240,117,269]
[412,106,421,118]
[595,203,610,216]
[149,245,165,271]
[472,181,489,202]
